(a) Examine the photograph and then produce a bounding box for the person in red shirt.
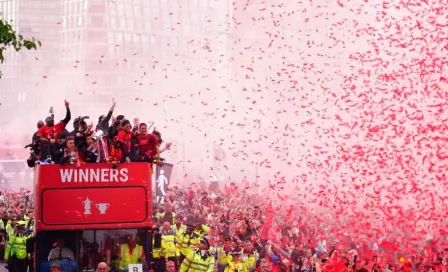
[37,100,71,141]
[133,123,160,162]
[109,136,130,168]
[37,100,71,161]
[152,129,171,154]
[117,120,135,153]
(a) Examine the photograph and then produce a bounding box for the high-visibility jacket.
[0,220,4,230]
[193,225,210,239]
[180,250,215,272]
[5,233,30,260]
[224,260,248,272]
[156,212,176,225]
[172,224,186,238]
[216,247,232,266]
[118,244,144,270]
[6,221,14,238]
[153,238,166,259]
[162,234,178,258]
[242,252,259,271]
[177,233,200,257]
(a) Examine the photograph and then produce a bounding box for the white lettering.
[60,169,73,183]
[110,169,119,182]
[60,168,129,183]
[79,169,88,182]
[90,169,100,182]
[120,168,128,182]
[101,169,109,182]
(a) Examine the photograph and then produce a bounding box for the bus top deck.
[33,163,153,272]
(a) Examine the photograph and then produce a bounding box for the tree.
[0,18,41,78]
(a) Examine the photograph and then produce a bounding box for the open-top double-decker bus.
[33,163,153,272]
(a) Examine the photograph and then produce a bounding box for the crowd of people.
[0,99,443,272]
[27,99,171,168]
[147,183,448,272]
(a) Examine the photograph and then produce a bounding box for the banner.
[155,163,173,204]
[35,163,153,230]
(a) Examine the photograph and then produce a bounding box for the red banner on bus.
[35,163,153,231]
[42,187,148,225]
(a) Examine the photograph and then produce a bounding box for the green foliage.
[0,18,41,78]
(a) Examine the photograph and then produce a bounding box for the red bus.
[34,163,153,272]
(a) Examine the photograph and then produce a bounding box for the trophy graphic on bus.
[96,203,110,214]
[82,197,92,215]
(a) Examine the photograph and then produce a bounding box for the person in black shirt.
[32,121,44,143]
[108,115,125,141]
[96,99,116,133]
[82,136,99,163]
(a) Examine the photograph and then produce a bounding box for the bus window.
[36,229,148,272]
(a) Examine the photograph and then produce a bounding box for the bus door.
[34,163,153,272]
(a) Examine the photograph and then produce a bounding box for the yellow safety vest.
[172,225,186,238]
[177,233,199,257]
[5,234,30,260]
[119,244,143,270]
[224,260,248,272]
[152,238,165,259]
[6,221,14,238]
[193,225,210,239]
[180,250,215,272]
[242,252,259,272]
[156,212,176,225]
[162,234,178,258]
[217,247,232,266]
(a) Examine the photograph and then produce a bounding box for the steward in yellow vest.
[224,250,248,272]
[162,227,180,269]
[242,242,259,272]
[177,224,200,264]
[172,219,186,238]
[117,235,147,271]
[180,238,215,272]
[216,237,233,272]
[5,221,31,272]
[152,227,166,272]
[193,223,210,239]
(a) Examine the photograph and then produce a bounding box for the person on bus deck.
[96,262,110,272]
[96,99,117,133]
[32,120,44,143]
[60,137,82,166]
[48,237,75,261]
[109,136,130,168]
[152,129,172,154]
[83,136,100,163]
[37,100,71,141]
[132,123,160,163]
[4,221,31,272]
[117,235,147,271]
[75,119,94,152]
[117,119,136,153]
[108,115,125,141]
[51,132,69,164]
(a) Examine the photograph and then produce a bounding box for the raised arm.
[62,100,71,125]
[102,99,116,125]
